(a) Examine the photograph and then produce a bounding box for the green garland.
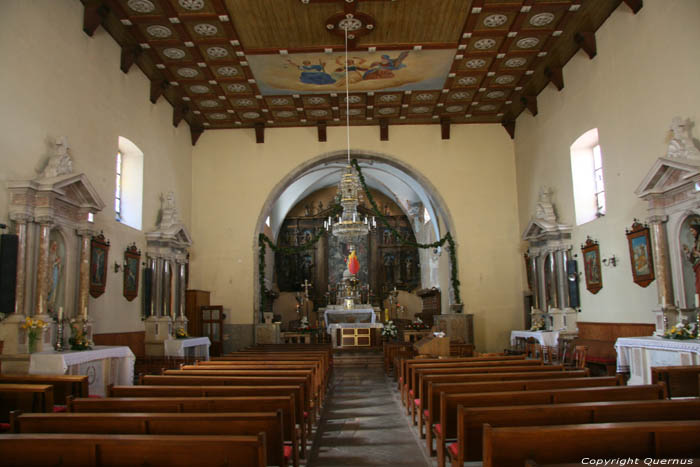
[257,160,462,314]
[350,159,461,304]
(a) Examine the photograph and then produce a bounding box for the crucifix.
[301,279,313,299]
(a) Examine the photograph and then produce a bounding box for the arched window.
[570,128,606,225]
[115,136,144,230]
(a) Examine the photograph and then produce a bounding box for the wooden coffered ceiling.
[81,0,643,144]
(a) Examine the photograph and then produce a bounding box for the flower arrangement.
[299,317,310,330]
[175,327,188,339]
[663,322,696,340]
[382,320,398,339]
[530,317,546,331]
[408,316,429,330]
[21,317,48,353]
[68,318,92,351]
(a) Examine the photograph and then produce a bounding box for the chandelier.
[325,24,375,245]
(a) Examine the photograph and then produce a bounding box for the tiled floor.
[307,365,432,467]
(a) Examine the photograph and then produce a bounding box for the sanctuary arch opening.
[254,151,460,335]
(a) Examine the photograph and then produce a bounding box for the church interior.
[1,0,700,465]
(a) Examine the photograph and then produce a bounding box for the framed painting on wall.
[123,243,141,301]
[581,236,603,294]
[626,220,655,288]
[89,232,110,298]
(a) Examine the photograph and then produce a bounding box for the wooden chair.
[571,345,588,369]
[525,338,542,359]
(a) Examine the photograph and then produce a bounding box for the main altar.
[320,305,383,348]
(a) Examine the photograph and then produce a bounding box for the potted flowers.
[21,317,48,353]
[530,317,546,331]
[68,319,92,351]
[382,320,398,341]
[663,322,696,340]
[175,327,188,339]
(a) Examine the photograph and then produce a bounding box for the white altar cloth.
[164,336,211,359]
[323,307,376,333]
[510,330,560,348]
[614,336,700,385]
[29,345,135,397]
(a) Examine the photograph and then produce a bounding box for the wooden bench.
[448,398,700,466]
[0,375,88,405]
[405,359,547,409]
[107,383,307,459]
[142,373,314,437]
[422,375,622,454]
[68,395,300,467]
[0,433,267,466]
[434,383,667,467]
[11,410,289,467]
[483,420,700,466]
[398,355,527,391]
[652,364,700,398]
[0,384,54,422]
[193,358,327,389]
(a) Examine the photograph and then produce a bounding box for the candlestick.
[661,296,666,309]
[54,315,64,351]
[695,294,699,309]
[58,307,63,322]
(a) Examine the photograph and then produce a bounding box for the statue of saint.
[40,136,73,179]
[667,117,700,161]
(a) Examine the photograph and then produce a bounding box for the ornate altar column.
[648,215,674,306]
[174,258,188,332]
[555,249,568,310]
[528,255,539,310]
[34,218,53,317]
[11,214,31,315]
[153,256,164,317]
[76,229,93,317]
[536,255,547,311]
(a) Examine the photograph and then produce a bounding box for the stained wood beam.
[255,123,265,144]
[150,80,169,104]
[575,31,597,59]
[173,104,188,128]
[440,118,450,140]
[520,95,538,117]
[502,119,515,139]
[545,65,564,91]
[120,46,142,74]
[317,121,327,142]
[190,127,204,146]
[380,119,389,141]
[622,0,643,14]
[83,1,109,37]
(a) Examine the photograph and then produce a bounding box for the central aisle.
[307,359,432,467]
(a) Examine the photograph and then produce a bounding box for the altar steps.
[333,351,384,369]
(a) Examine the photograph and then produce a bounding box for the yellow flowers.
[175,327,188,338]
[21,317,48,330]
[663,323,695,340]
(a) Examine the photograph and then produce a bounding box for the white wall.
[514,0,700,323]
[0,1,193,333]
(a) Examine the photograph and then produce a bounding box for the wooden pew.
[193,359,327,391]
[68,395,300,467]
[0,433,267,467]
[107,382,306,459]
[407,364,563,419]
[434,383,667,467]
[143,373,314,437]
[398,355,527,391]
[11,411,289,467]
[652,365,700,398]
[423,375,621,454]
[405,359,547,409]
[0,384,54,422]
[0,375,88,405]
[483,421,700,467]
[449,398,700,466]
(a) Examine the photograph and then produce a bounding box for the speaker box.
[0,234,18,314]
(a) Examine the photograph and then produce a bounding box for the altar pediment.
[635,157,700,200]
[8,172,105,224]
[521,218,571,242]
[145,223,193,248]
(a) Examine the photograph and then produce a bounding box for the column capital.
[76,228,98,238]
[35,216,54,226]
[9,212,33,223]
[647,215,669,224]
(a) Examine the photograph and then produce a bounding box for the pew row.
[68,395,300,467]
[0,384,54,422]
[434,383,668,467]
[0,433,267,467]
[0,375,88,405]
[10,410,289,467]
[447,398,700,466]
[422,376,622,454]
[483,421,700,467]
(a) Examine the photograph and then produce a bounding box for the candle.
[83,306,88,320]
[662,296,666,308]
[58,307,63,322]
[695,294,698,309]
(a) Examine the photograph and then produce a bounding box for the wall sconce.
[114,260,127,273]
[602,255,618,267]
